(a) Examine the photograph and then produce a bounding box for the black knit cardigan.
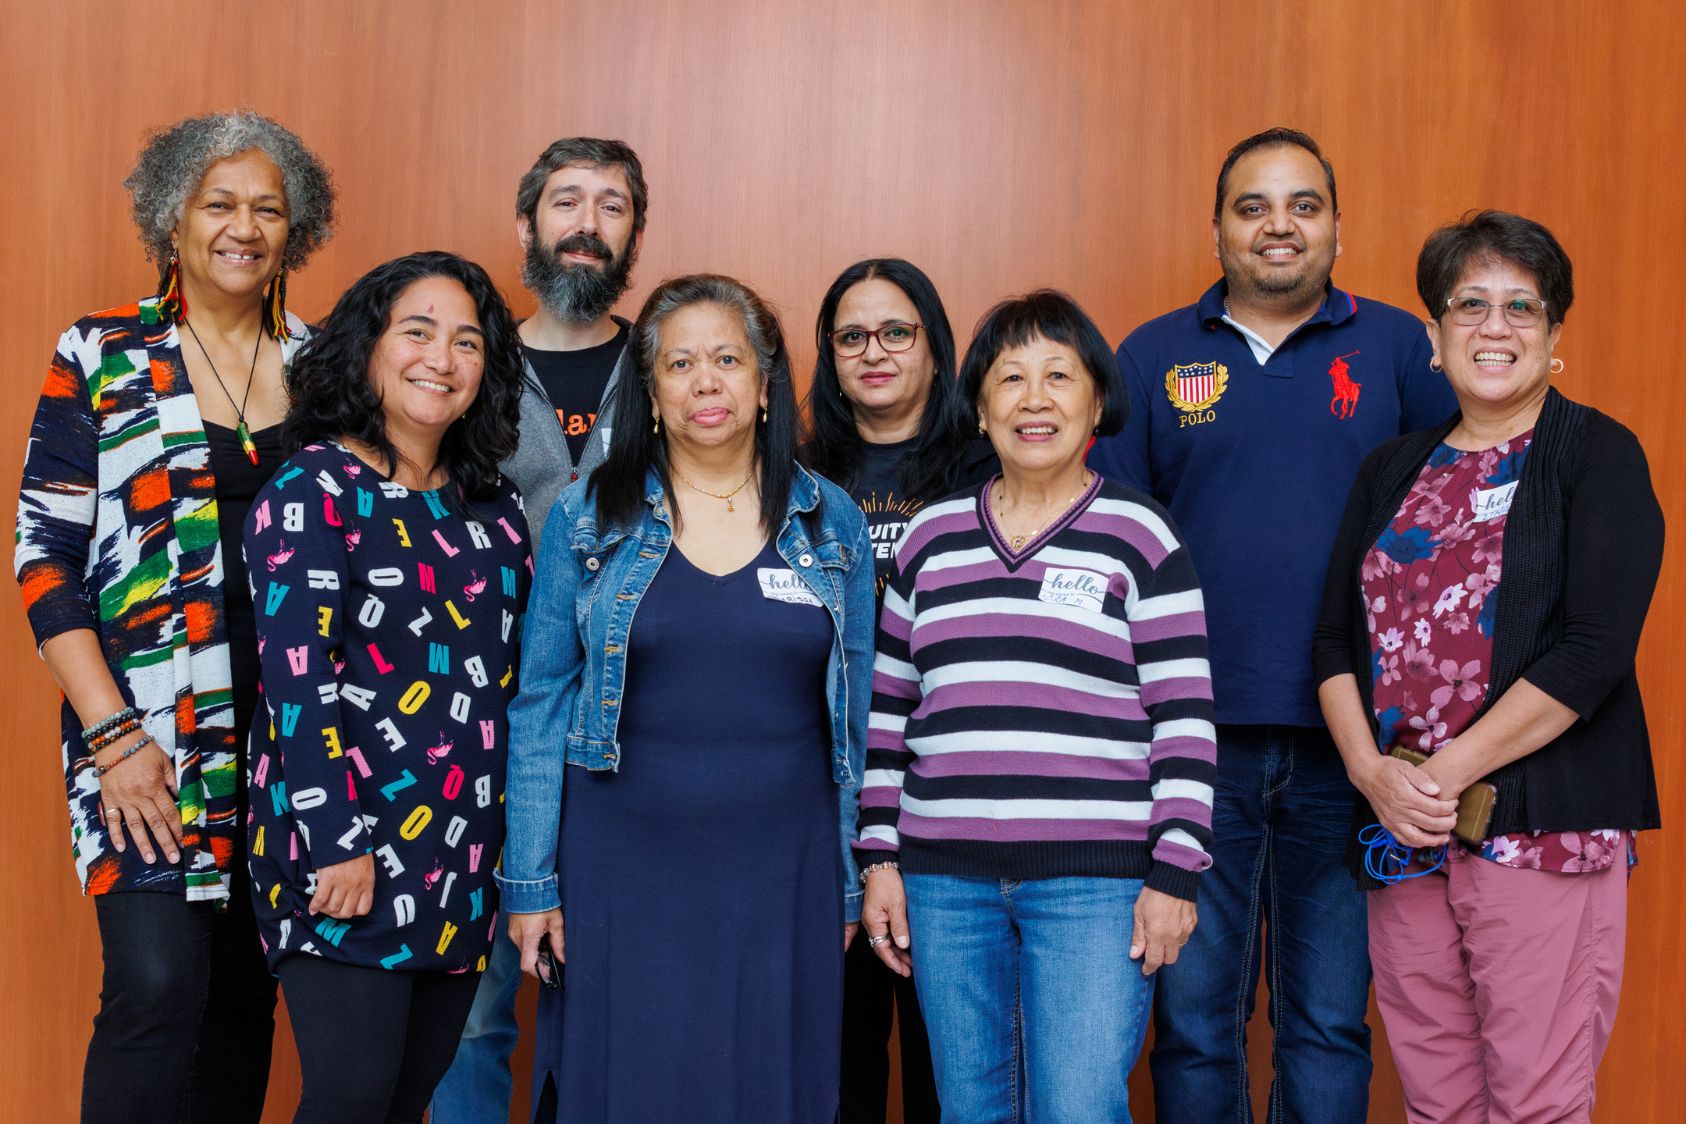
[1312,388,1664,873]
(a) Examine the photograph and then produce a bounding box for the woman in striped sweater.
[855,291,1216,1123]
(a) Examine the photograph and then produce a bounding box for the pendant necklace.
[184,318,263,466]
[672,465,755,512]
[997,472,1092,552]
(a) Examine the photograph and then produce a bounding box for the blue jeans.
[427,931,523,1123]
[1149,725,1372,1124]
[904,873,1154,1124]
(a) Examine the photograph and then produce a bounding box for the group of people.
[16,110,1661,1124]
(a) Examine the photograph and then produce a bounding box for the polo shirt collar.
[1196,279,1357,330]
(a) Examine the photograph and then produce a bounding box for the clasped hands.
[1354,752,1460,848]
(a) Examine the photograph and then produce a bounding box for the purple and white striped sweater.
[854,475,1216,901]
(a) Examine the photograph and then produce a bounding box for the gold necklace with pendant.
[672,465,755,512]
[998,472,1092,552]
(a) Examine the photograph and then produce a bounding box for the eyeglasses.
[829,322,922,357]
[1444,296,1548,329]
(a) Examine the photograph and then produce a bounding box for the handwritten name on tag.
[757,568,822,606]
[1038,567,1108,613]
[1470,481,1519,523]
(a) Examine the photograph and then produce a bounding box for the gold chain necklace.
[996,472,1092,552]
[671,465,755,512]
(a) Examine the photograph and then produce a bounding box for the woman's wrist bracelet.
[84,707,141,750]
[860,861,900,885]
[88,720,143,753]
[92,733,156,778]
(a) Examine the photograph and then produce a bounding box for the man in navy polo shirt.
[1089,128,1455,1123]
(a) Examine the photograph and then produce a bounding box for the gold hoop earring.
[1549,356,1565,374]
[1429,357,1442,373]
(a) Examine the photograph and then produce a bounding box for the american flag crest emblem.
[1165,361,1229,412]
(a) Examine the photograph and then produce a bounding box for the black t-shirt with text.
[525,322,628,467]
[851,436,999,597]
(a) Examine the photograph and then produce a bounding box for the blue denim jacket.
[497,463,874,922]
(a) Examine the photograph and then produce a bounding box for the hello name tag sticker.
[1038,567,1108,613]
[758,568,822,606]
[1470,481,1519,523]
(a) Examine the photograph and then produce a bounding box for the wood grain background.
[3,2,1680,1120]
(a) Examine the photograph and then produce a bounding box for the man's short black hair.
[1214,127,1337,218]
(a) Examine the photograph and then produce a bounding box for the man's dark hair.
[1214,127,1337,218]
[957,289,1127,439]
[803,258,971,503]
[1417,210,1574,327]
[284,251,523,502]
[516,137,648,234]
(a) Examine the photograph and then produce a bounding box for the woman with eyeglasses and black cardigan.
[1312,211,1664,1121]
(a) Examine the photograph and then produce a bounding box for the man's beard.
[522,231,636,324]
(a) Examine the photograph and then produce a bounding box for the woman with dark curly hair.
[242,251,530,1123]
[13,110,334,1123]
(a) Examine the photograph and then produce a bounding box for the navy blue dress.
[536,540,843,1123]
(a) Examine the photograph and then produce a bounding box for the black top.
[1313,389,1664,855]
[849,435,999,597]
[205,420,287,737]
[244,443,532,971]
[526,322,628,467]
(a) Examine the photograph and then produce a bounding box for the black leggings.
[839,927,940,1123]
[84,871,278,1124]
[278,956,481,1124]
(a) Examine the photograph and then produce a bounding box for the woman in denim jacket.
[499,274,874,1123]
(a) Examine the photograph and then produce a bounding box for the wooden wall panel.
[2,2,1680,1120]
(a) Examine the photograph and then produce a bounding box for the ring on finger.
[867,934,890,948]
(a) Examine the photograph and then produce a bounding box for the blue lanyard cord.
[1358,824,1447,884]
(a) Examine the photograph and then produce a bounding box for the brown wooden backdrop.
[3,2,1681,1120]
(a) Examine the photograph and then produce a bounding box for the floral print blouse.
[1361,431,1630,874]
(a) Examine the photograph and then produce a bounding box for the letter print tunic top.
[244,443,531,973]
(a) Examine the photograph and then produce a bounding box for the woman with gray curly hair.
[14,109,334,1123]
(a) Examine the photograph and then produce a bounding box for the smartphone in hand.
[536,933,562,990]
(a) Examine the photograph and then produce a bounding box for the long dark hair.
[284,250,523,502]
[803,258,969,502]
[590,274,800,532]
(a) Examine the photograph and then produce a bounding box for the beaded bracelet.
[92,733,156,778]
[88,716,143,753]
[82,707,138,744]
[859,861,900,885]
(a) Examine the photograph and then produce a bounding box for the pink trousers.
[1367,841,1628,1124]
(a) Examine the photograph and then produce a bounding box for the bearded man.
[429,137,648,1123]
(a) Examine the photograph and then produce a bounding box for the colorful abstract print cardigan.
[15,298,307,901]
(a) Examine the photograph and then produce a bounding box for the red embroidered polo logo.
[1329,351,1361,419]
